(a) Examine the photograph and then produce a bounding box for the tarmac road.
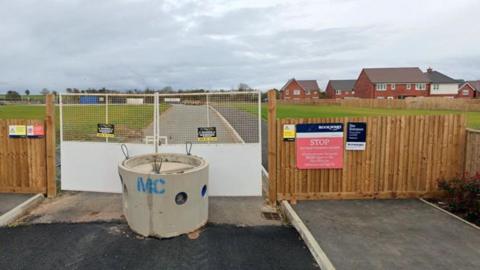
[0,222,318,270]
[143,104,240,144]
[212,106,268,170]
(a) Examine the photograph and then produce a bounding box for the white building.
[425,68,461,97]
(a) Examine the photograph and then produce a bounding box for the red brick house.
[353,67,430,99]
[457,81,480,98]
[280,79,320,100]
[325,80,356,99]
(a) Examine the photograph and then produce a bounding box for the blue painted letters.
[136,177,166,195]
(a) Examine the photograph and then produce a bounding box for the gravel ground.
[0,222,318,270]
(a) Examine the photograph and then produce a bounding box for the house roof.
[328,80,356,91]
[281,79,320,92]
[462,80,480,91]
[424,69,459,84]
[363,67,429,83]
[296,80,320,92]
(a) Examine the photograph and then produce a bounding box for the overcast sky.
[0,0,479,92]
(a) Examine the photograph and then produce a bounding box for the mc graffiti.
[136,177,166,195]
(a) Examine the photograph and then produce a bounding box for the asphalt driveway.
[293,199,480,270]
[0,223,318,270]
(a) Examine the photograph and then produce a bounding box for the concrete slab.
[208,197,281,226]
[293,199,480,270]
[0,223,318,270]
[17,192,280,226]
[0,193,34,215]
[17,192,123,224]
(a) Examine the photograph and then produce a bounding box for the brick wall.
[325,82,355,99]
[353,70,375,98]
[457,84,476,98]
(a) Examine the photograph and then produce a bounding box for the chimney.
[427,67,433,73]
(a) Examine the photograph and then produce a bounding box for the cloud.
[0,0,479,92]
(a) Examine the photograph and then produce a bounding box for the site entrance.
[59,92,262,196]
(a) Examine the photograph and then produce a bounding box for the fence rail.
[279,97,480,112]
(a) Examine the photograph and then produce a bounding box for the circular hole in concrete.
[175,192,188,205]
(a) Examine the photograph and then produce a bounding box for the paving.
[0,193,34,216]
[143,104,239,144]
[16,192,281,226]
[0,222,317,270]
[293,199,480,270]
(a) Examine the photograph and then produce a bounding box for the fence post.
[267,90,277,204]
[45,94,57,198]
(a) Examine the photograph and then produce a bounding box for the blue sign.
[136,177,166,195]
[296,123,344,133]
[346,122,367,150]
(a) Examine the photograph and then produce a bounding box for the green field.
[233,103,480,129]
[0,104,169,142]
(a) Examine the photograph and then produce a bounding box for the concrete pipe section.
[118,152,208,238]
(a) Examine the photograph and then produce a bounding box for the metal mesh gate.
[60,92,261,145]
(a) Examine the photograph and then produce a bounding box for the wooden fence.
[465,129,480,176]
[268,91,470,202]
[0,95,56,197]
[279,97,480,112]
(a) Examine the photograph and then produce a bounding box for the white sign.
[165,98,181,103]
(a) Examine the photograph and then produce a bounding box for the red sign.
[27,124,45,137]
[296,123,344,169]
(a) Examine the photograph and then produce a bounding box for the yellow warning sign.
[8,125,27,137]
[283,124,296,141]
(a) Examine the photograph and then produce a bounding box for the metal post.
[155,92,159,153]
[59,94,63,143]
[258,91,263,174]
[105,94,109,143]
[206,93,210,127]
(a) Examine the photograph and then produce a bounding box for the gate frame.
[58,91,263,196]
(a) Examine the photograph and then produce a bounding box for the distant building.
[458,81,480,98]
[280,79,320,100]
[353,67,430,99]
[325,80,356,99]
[424,68,461,97]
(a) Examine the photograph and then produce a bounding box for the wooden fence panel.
[275,114,466,200]
[465,129,480,175]
[0,119,47,193]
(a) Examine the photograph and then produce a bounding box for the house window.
[293,89,301,95]
[391,84,396,90]
[433,84,439,90]
[406,84,411,90]
[387,96,394,99]
[416,83,426,90]
[463,90,469,96]
[376,83,387,91]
